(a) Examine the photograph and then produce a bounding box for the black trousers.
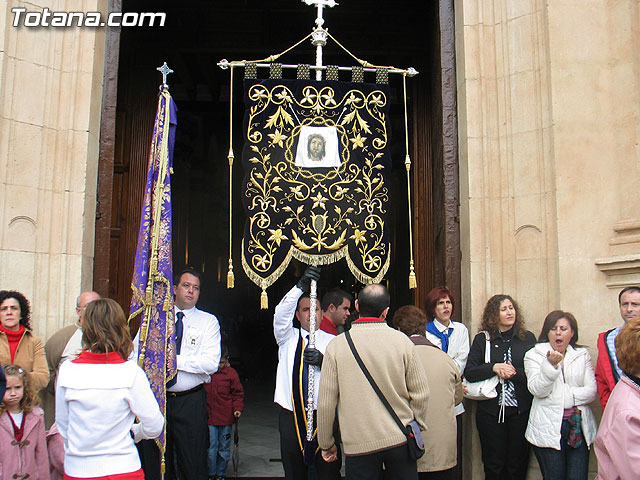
[451,413,462,480]
[138,386,210,480]
[279,408,342,480]
[419,468,454,480]
[348,443,417,480]
[475,406,530,480]
[166,385,210,480]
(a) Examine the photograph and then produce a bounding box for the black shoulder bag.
[344,329,425,460]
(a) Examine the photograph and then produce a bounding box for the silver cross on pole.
[157,62,174,87]
[302,0,338,81]
[301,0,337,445]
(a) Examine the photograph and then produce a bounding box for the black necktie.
[175,311,184,354]
[167,311,184,388]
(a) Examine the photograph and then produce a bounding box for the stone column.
[0,0,107,338]
[456,0,639,478]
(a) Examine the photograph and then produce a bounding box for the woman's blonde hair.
[81,298,133,359]
[616,316,640,375]
[0,364,39,414]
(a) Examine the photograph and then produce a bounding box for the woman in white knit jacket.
[524,310,597,480]
[56,299,164,480]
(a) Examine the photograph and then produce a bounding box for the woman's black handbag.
[345,330,425,460]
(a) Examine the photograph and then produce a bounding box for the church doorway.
[94,2,459,474]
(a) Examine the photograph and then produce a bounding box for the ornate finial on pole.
[302,0,338,81]
[157,62,174,87]
[302,0,337,29]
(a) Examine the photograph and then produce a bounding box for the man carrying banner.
[273,265,341,480]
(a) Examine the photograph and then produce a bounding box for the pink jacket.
[46,423,64,480]
[594,376,640,480]
[0,406,50,479]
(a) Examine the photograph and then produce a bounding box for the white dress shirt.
[61,328,83,364]
[426,319,470,415]
[273,285,334,411]
[168,305,221,392]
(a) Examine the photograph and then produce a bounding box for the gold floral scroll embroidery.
[241,79,391,291]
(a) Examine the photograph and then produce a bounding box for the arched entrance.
[93,0,460,476]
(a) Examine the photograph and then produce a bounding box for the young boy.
[205,344,244,480]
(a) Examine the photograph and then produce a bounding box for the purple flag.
[129,85,178,453]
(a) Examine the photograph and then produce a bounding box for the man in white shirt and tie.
[166,268,221,480]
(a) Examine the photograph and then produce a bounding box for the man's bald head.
[355,284,390,319]
[76,291,101,324]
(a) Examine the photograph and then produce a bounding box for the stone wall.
[456,0,640,477]
[0,0,107,339]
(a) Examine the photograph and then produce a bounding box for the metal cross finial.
[302,0,337,81]
[302,0,337,29]
[157,62,174,86]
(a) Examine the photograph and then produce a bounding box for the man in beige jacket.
[318,284,429,479]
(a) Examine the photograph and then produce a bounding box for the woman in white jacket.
[524,310,597,480]
[56,298,164,480]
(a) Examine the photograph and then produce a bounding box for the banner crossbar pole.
[217,59,418,77]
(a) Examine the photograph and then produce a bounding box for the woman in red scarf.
[0,290,48,392]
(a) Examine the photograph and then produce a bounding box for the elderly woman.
[524,310,597,480]
[464,294,536,480]
[0,290,48,391]
[393,305,463,479]
[594,315,640,479]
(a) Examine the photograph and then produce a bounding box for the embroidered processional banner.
[129,86,177,452]
[241,78,391,295]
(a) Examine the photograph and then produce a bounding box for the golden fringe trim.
[241,240,391,308]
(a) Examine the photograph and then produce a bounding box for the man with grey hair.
[42,290,100,426]
[60,291,102,362]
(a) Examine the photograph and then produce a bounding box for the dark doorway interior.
[101,1,449,383]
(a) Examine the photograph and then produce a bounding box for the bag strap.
[344,329,408,435]
[482,330,491,363]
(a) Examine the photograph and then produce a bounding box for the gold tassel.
[227,66,235,290]
[403,74,417,290]
[261,289,269,309]
[409,261,417,289]
[227,259,235,289]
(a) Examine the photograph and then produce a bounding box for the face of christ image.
[307,134,326,162]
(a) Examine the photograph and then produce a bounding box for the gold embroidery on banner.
[242,82,391,290]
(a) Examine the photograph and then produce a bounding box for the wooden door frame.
[93,0,460,316]
[93,0,121,298]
